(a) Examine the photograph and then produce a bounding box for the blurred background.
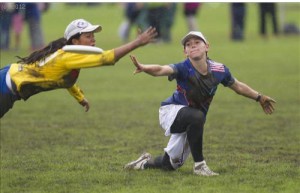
[0,2,299,56]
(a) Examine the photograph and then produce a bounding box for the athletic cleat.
[124,153,152,170]
[193,161,219,176]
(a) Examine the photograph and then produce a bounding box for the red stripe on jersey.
[210,63,225,72]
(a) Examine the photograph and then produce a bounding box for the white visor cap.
[181,31,208,46]
[64,19,102,41]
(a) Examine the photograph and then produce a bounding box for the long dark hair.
[16,33,81,64]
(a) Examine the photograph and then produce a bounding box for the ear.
[183,48,188,57]
[72,38,79,45]
[205,43,210,52]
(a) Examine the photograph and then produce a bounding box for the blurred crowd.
[0,3,49,51]
[118,2,299,43]
[118,3,202,43]
[0,3,299,51]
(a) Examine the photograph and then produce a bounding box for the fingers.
[130,55,142,74]
[269,97,276,103]
[130,55,139,67]
[130,55,136,62]
[139,26,158,44]
[80,99,90,112]
[262,101,275,114]
[147,26,158,41]
[84,104,89,112]
[145,26,157,35]
[260,95,276,114]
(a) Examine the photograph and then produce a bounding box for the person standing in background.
[11,3,25,51]
[0,3,13,50]
[183,3,201,32]
[118,3,147,43]
[24,3,45,51]
[230,3,246,41]
[161,3,177,43]
[259,3,279,38]
[146,3,169,42]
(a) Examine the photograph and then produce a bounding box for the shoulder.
[208,59,226,73]
[168,60,188,81]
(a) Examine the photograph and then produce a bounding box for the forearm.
[113,26,157,62]
[231,80,260,101]
[239,84,259,100]
[142,64,168,76]
[114,39,141,62]
[230,79,276,114]
[67,85,85,102]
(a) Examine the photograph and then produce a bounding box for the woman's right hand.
[136,26,158,46]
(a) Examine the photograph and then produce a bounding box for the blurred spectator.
[230,3,246,41]
[24,3,45,51]
[0,3,13,50]
[259,3,279,37]
[11,3,25,51]
[162,3,177,43]
[183,3,201,31]
[146,3,171,43]
[278,3,300,35]
[118,3,147,42]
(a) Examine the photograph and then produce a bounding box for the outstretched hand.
[259,95,276,114]
[136,26,157,46]
[130,55,143,74]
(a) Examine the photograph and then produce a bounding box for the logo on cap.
[76,21,88,29]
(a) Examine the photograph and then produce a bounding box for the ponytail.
[16,38,67,64]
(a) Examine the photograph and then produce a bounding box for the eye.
[83,32,93,38]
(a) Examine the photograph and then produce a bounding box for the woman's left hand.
[79,98,90,112]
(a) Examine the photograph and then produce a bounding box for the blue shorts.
[0,65,20,118]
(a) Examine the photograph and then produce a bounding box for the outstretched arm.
[114,27,157,62]
[130,55,174,76]
[229,78,276,114]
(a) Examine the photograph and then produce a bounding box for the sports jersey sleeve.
[221,65,235,87]
[168,62,187,81]
[61,49,116,69]
[168,64,177,81]
[67,84,85,102]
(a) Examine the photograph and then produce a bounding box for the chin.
[191,56,201,60]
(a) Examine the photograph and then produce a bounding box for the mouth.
[190,50,198,54]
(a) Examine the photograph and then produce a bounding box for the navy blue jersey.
[161,58,235,115]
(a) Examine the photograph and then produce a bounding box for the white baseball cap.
[181,31,208,45]
[64,19,102,41]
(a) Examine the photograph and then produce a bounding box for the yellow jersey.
[9,49,115,102]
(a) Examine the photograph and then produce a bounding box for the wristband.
[256,93,262,102]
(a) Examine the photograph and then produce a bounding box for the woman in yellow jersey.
[0,19,157,118]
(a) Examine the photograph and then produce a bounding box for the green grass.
[1,3,300,193]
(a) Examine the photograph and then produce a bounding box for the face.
[72,32,96,46]
[184,37,209,60]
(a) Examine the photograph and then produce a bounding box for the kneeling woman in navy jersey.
[124,31,276,176]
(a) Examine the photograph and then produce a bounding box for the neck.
[190,57,208,75]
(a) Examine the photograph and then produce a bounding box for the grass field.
[1,3,300,193]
